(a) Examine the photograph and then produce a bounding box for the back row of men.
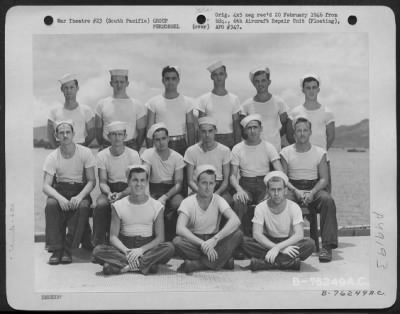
[48,61,335,154]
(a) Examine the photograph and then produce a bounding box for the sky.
[33,33,369,127]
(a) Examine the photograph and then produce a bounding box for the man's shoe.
[223,257,235,270]
[233,249,246,260]
[249,258,276,272]
[149,264,159,274]
[103,263,122,275]
[48,250,62,265]
[279,257,301,271]
[177,260,207,274]
[61,250,72,264]
[319,247,332,263]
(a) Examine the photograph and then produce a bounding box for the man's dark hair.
[294,117,312,131]
[153,127,169,138]
[253,70,270,81]
[162,66,180,79]
[197,170,217,182]
[128,167,149,180]
[302,77,319,88]
[55,123,74,133]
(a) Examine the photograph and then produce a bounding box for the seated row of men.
[42,114,338,272]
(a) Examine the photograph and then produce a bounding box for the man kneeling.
[93,165,175,275]
[242,171,315,271]
[173,165,242,273]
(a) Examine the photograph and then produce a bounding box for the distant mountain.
[332,119,369,149]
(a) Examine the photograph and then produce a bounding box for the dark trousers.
[242,236,315,265]
[93,182,128,246]
[45,182,92,252]
[173,229,243,270]
[149,182,184,241]
[215,133,235,150]
[92,235,175,275]
[287,180,338,249]
[233,176,267,236]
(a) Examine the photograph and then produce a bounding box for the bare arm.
[271,159,283,172]
[232,112,242,144]
[313,154,329,193]
[253,223,280,250]
[84,117,96,146]
[176,213,205,246]
[326,122,335,150]
[186,163,198,193]
[109,206,127,253]
[135,115,147,152]
[47,120,57,149]
[146,109,156,148]
[213,207,240,241]
[98,168,112,196]
[42,172,67,204]
[285,118,295,144]
[140,210,166,252]
[229,164,243,193]
[279,112,289,137]
[272,223,304,251]
[95,115,104,146]
[186,110,196,146]
[165,167,184,199]
[214,162,230,195]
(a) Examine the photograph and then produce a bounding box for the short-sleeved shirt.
[280,144,326,181]
[141,148,185,183]
[113,196,163,237]
[43,144,96,183]
[145,94,194,136]
[289,104,334,150]
[252,199,304,238]
[231,141,280,177]
[241,95,288,151]
[184,143,231,181]
[97,147,141,183]
[178,194,230,235]
[49,104,94,144]
[96,96,146,141]
[196,92,241,134]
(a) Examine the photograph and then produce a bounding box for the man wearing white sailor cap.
[48,73,95,149]
[141,122,185,241]
[241,171,315,271]
[173,164,242,273]
[42,120,96,265]
[230,114,283,238]
[93,121,141,246]
[184,116,232,205]
[92,164,175,275]
[145,65,196,156]
[240,66,290,152]
[95,69,147,152]
[196,61,241,149]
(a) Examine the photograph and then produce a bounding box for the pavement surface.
[35,236,370,293]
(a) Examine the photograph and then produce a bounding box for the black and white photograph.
[5,5,396,310]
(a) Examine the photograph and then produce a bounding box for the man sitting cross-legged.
[242,171,315,271]
[173,164,243,273]
[92,165,175,275]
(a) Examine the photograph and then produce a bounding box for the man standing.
[145,65,196,156]
[93,121,141,246]
[280,116,338,262]
[241,67,290,151]
[42,120,96,265]
[196,61,241,149]
[242,171,315,271]
[95,69,147,151]
[92,165,175,275]
[184,117,232,204]
[230,114,283,236]
[48,73,95,148]
[173,165,242,273]
[141,123,185,241]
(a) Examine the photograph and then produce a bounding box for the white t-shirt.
[280,144,326,181]
[178,194,230,235]
[96,96,146,141]
[113,196,163,237]
[145,94,194,136]
[141,148,185,183]
[241,95,288,151]
[97,147,141,183]
[289,104,334,150]
[231,141,280,177]
[49,104,94,144]
[43,144,96,183]
[252,199,304,238]
[196,92,241,134]
[184,143,231,181]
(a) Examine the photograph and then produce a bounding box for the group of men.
[42,61,338,276]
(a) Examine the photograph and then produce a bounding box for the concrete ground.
[35,236,370,293]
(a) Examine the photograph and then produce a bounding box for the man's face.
[199,124,216,145]
[294,121,312,144]
[110,75,129,93]
[61,81,79,100]
[211,67,227,85]
[128,171,148,196]
[252,72,270,93]
[162,71,179,91]
[267,179,287,206]
[197,172,216,197]
[108,130,126,146]
[245,120,262,141]
[56,124,74,144]
[302,80,320,101]
[153,130,169,151]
